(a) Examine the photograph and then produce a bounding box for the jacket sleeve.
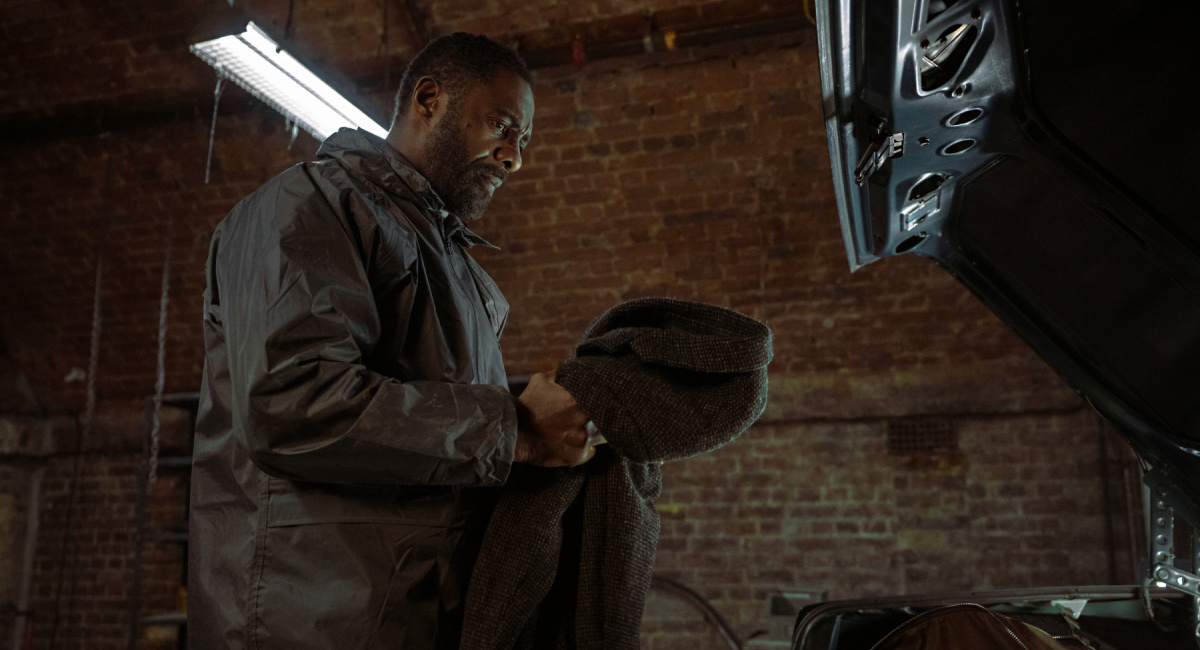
[215,165,517,486]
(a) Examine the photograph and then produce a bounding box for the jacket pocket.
[249,521,464,649]
[265,476,465,527]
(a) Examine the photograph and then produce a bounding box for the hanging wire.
[286,115,300,151]
[1141,582,1176,632]
[803,0,816,25]
[205,74,227,184]
[378,0,392,92]
[48,419,85,650]
[281,0,295,50]
[649,575,743,650]
[379,0,389,56]
[50,130,112,649]
[81,147,107,458]
[148,214,172,484]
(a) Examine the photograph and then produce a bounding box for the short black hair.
[391,32,533,127]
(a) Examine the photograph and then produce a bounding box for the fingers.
[546,442,595,468]
[515,368,594,468]
[564,425,590,448]
[542,415,601,468]
[518,372,587,431]
[529,429,596,468]
[541,431,595,468]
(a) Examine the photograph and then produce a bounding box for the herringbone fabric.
[461,298,772,650]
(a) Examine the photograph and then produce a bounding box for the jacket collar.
[317,128,499,250]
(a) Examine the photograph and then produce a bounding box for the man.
[189,33,592,649]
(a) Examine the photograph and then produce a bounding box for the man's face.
[421,68,535,221]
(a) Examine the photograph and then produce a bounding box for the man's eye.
[492,120,509,135]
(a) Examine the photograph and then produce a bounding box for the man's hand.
[514,371,596,467]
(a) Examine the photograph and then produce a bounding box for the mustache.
[473,163,507,186]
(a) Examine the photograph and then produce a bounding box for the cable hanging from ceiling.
[282,0,295,47]
[148,210,173,484]
[49,127,113,649]
[204,74,227,184]
[378,0,392,93]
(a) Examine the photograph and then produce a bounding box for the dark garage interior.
[0,0,1162,648]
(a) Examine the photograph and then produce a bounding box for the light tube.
[191,22,387,141]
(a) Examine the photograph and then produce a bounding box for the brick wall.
[0,463,31,648]
[642,410,1113,648]
[28,454,189,650]
[470,35,1080,417]
[0,23,1138,650]
[0,403,192,650]
[1,109,319,411]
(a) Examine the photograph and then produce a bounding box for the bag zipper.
[981,607,1033,650]
[866,603,1031,650]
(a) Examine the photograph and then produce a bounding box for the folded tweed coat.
[461,298,773,650]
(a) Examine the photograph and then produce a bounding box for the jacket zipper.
[439,214,454,256]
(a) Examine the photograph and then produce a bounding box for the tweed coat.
[461,298,773,649]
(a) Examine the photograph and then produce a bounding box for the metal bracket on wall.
[1142,470,1200,642]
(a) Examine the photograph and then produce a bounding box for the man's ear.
[412,77,442,124]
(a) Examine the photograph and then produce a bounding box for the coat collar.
[317,128,499,250]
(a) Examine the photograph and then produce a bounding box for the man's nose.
[496,142,522,173]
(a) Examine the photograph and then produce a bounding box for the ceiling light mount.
[190,18,387,141]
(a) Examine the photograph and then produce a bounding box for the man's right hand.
[514,371,595,467]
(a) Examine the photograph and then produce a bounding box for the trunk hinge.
[854,130,905,185]
[1142,470,1200,643]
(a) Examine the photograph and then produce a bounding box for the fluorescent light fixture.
[191,21,387,141]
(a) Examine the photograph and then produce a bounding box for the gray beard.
[421,110,498,222]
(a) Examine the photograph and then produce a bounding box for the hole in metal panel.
[942,139,975,154]
[919,24,978,91]
[947,107,984,126]
[887,420,958,454]
[908,173,947,201]
[895,232,927,253]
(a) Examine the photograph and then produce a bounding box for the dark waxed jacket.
[188,128,518,649]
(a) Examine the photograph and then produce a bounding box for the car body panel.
[792,586,1196,650]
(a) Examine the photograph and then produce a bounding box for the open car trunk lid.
[807,1,1200,645]
[815,0,1200,516]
